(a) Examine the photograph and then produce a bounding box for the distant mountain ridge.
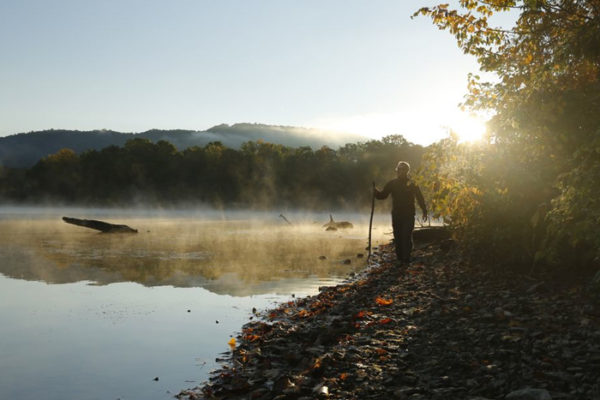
[0,123,367,168]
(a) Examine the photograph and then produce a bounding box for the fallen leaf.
[245,334,260,342]
[227,337,236,350]
[375,297,393,306]
[313,358,322,369]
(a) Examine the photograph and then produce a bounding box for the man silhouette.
[374,161,427,265]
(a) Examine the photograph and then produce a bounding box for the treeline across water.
[0,135,424,209]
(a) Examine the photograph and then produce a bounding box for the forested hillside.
[0,124,365,168]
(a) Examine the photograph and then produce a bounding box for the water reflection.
[0,210,390,400]
[0,217,384,296]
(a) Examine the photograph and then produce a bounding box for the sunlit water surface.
[0,207,390,400]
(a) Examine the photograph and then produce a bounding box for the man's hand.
[372,182,378,196]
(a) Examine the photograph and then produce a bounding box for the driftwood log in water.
[413,226,450,243]
[279,214,293,225]
[62,217,138,233]
[323,214,354,231]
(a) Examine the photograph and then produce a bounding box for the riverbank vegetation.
[414,0,600,274]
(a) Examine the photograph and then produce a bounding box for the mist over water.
[0,207,391,294]
[0,206,390,400]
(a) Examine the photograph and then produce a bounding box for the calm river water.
[0,207,389,400]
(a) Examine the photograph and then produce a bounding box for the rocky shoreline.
[178,242,600,400]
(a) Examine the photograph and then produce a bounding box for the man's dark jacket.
[375,178,427,217]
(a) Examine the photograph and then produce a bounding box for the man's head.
[395,161,410,178]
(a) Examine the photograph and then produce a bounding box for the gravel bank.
[179,242,600,400]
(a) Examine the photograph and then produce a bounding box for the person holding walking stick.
[374,161,427,266]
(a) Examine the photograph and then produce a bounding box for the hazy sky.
[0,1,493,144]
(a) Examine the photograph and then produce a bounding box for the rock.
[312,384,328,396]
[505,388,552,400]
[526,282,545,293]
[394,387,417,399]
[250,387,269,398]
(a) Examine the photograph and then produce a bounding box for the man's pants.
[392,213,415,263]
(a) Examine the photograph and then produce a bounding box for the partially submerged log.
[279,214,293,225]
[323,214,353,231]
[62,216,138,233]
[413,226,450,243]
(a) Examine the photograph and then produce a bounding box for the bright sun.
[313,110,488,145]
[449,114,487,143]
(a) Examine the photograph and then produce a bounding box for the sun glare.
[313,110,488,145]
[449,114,487,143]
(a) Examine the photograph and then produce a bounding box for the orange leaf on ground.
[339,372,348,380]
[379,317,393,324]
[227,338,236,349]
[297,309,310,318]
[375,297,393,306]
[355,310,367,319]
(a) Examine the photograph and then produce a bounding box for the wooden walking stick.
[368,182,375,261]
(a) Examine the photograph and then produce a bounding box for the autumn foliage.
[415,0,600,273]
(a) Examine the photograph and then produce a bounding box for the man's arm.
[374,181,391,200]
[415,185,428,221]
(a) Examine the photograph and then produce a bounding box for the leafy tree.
[415,0,600,271]
[27,148,82,202]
